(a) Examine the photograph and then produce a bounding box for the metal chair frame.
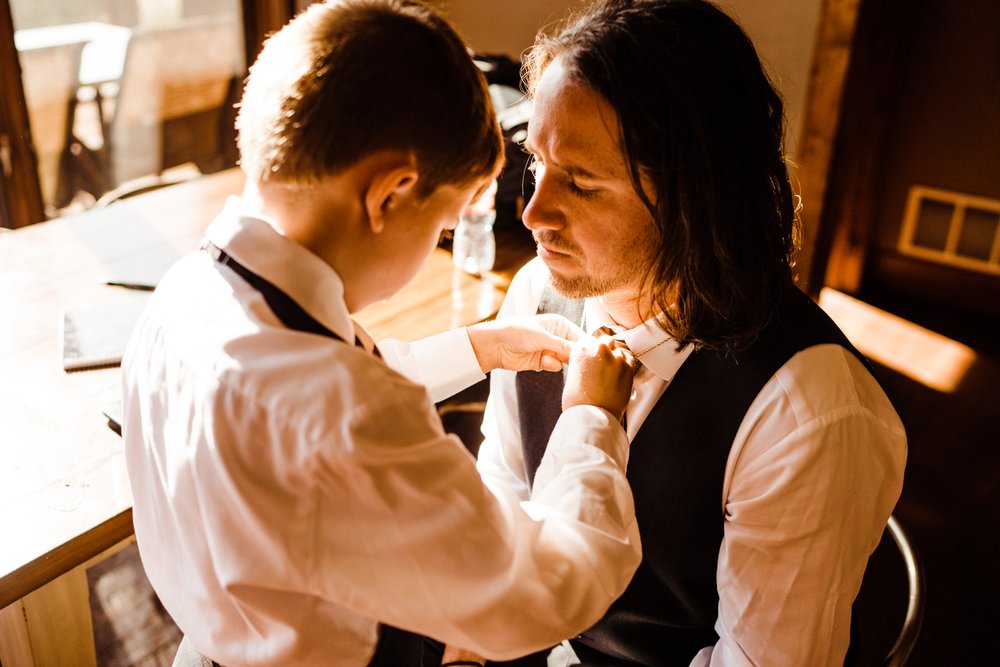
[883,514,926,666]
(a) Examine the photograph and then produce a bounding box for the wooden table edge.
[0,508,133,610]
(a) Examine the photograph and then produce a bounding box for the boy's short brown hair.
[237,0,503,196]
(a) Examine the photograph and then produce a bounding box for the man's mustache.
[533,232,577,255]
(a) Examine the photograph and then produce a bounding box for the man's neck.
[598,291,649,330]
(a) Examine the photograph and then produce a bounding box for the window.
[899,185,1000,277]
[0,0,297,228]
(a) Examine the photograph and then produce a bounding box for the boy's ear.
[363,165,419,233]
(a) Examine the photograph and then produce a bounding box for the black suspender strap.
[202,241,378,357]
[201,241,400,666]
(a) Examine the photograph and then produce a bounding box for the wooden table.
[0,169,517,665]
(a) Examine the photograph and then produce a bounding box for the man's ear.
[363,165,419,233]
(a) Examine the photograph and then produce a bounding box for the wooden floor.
[87,544,180,666]
[89,290,999,666]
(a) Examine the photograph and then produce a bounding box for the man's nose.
[522,181,563,232]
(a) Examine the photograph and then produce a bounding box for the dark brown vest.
[516,287,868,666]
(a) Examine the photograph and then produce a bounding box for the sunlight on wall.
[818,288,976,393]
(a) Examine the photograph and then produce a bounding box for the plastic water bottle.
[453,181,497,275]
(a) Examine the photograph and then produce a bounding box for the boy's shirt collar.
[204,196,357,345]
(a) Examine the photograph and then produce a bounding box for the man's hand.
[467,314,584,373]
[562,333,637,421]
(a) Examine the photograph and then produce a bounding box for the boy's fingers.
[539,353,563,372]
[615,345,638,368]
[546,335,573,362]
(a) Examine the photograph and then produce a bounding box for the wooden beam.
[793,0,863,295]
[240,0,298,70]
[817,0,912,294]
[0,0,46,228]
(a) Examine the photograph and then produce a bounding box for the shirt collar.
[204,196,356,344]
[583,298,693,383]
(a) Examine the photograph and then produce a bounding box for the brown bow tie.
[593,325,619,339]
[594,324,642,369]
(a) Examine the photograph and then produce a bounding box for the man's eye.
[568,179,598,198]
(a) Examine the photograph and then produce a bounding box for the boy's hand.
[441,645,486,666]
[467,314,584,373]
[562,333,637,421]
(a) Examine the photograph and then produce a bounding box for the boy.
[122,1,640,665]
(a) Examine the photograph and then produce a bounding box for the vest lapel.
[514,285,584,487]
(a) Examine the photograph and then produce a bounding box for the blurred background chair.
[95,172,199,208]
[18,41,85,213]
[107,15,243,189]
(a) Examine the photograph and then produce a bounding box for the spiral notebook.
[61,292,150,372]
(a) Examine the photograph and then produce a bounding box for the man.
[122,2,643,665]
[460,0,906,664]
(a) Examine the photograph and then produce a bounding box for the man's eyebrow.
[522,139,608,181]
[563,162,605,181]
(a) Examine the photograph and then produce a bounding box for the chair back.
[18,41,85,208]
[109,16,242,186]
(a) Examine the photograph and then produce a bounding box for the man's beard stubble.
[534,230,650,300]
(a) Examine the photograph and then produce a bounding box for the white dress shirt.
[122,200,641,666]
[475,258,908,666]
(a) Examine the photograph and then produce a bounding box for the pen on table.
[103,279,156,291]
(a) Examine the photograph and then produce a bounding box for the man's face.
[523,57,659,302]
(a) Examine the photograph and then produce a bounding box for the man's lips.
[534,235,574,258]
[538,242,568,256]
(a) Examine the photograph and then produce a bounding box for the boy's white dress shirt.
[122,199,641,666]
